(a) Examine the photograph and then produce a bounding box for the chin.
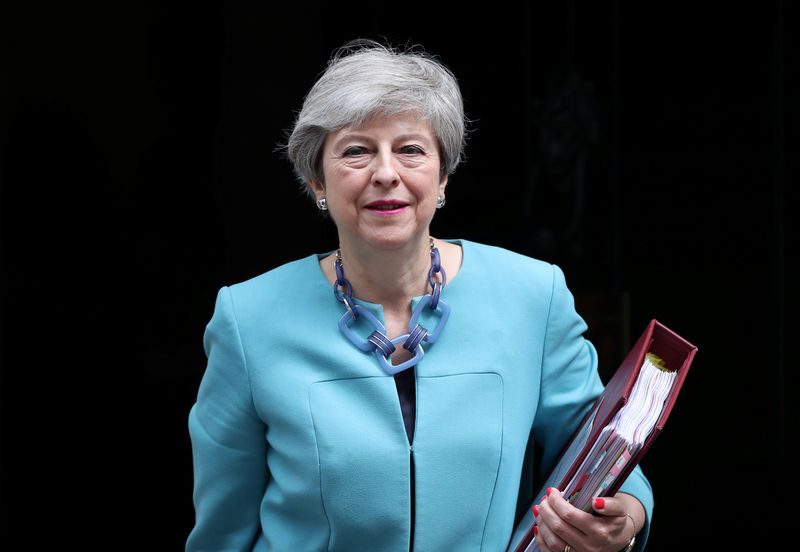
[360,229,427,252]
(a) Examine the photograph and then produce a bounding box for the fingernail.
[541,495,547,502]
[546,488,552,496]
[593,497,605,509]
[533,526,539,536]
[532,505,540,516]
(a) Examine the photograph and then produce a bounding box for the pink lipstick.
[365,200,408,214]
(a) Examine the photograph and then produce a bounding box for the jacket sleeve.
[531,265,653,549]
[186,286,268,552]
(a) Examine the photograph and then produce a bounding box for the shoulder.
[229,253,323,296]
[209,253,327,322]
[458,239,561,288]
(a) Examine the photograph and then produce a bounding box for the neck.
[336,236,434,308]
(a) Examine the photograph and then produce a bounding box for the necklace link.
[367,330,396,356]
[333,250,357,316]
[427,239,446,308]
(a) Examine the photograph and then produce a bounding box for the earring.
[316,198,328,211]
[436,196,446,209]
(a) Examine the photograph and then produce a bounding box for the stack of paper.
[560,354,676,512]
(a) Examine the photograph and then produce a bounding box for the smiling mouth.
[366,203,408,211]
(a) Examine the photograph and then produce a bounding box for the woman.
[186,40,652,552]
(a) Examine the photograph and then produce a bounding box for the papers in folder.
[507,319,697,552]
[560,354,675,512]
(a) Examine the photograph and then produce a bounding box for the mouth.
[365,201,409,212]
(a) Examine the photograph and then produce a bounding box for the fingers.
[594,493,645,549]
[591,495,626,517]
[590,495,637,551]
[532,488,590,552]
[533,490,643,552]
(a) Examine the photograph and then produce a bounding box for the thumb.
[591,496,626,517]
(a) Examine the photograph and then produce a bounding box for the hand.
[531,488,643,552]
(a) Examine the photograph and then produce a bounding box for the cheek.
[323,169,356,199]
[325,179,364,219]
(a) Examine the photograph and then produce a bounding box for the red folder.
[507,319,697,552]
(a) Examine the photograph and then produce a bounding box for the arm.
[186,287,268,551]
[530,265,653,551]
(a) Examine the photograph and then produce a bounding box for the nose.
[371,149,399,187]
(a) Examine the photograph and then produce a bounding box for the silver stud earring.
[316,198,328,211]
[436,196,446,209]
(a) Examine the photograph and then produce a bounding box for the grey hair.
[285,39,467,198]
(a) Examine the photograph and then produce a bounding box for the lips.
[365,200,409,212]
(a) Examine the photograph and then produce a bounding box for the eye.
[342,146,370,156]
[399,145,425,155]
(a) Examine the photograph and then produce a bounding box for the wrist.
[622,513,637,552]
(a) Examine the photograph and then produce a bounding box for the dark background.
[1,1,796,549]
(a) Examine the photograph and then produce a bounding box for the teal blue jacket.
[187,240,653,551]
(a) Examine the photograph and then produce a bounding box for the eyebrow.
[331,133,435,150]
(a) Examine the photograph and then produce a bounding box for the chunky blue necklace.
[333,239,451,375]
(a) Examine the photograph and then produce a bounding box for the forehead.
[326,113,436,146]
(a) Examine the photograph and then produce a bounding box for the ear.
[438,174,448,200]
[309,178,325,201]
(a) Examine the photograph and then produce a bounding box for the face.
[310,113,447,255]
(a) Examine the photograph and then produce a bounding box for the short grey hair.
[285,39,467,197]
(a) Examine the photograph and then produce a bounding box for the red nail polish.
[547,488,553,496]
[594,497,605,509]
[541,495,547,502]
[533,526,539,536]
[532,505,540,516]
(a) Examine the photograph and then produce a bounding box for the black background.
[1,1,797,549]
